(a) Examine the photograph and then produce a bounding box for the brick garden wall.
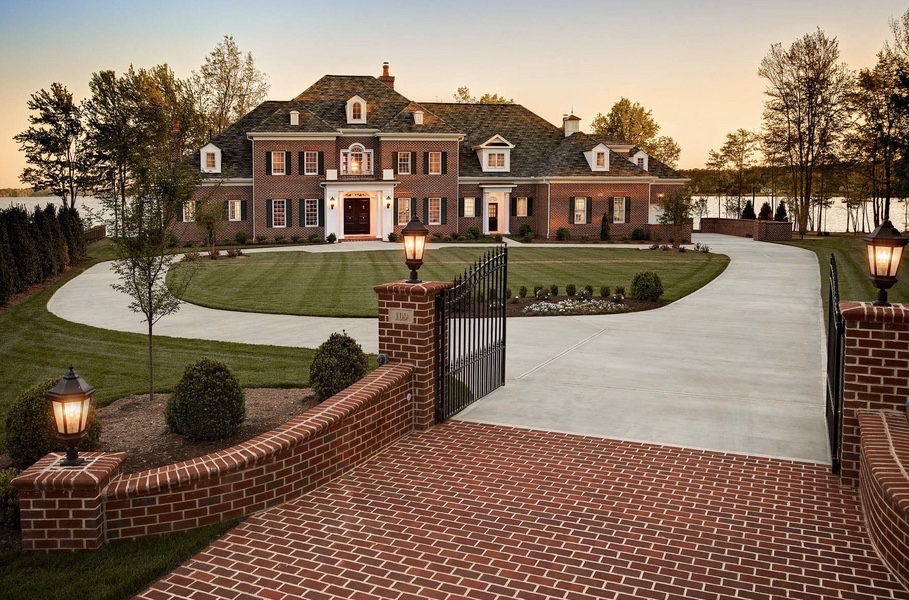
[699,218,792,241]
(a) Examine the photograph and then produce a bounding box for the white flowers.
[522,298,629,315]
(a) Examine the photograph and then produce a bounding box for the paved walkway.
[138,421,907,600]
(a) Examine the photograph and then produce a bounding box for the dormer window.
[346,95,367,124]
[629,150,649,171]
[199,142,221,174]
[290,110,299,126]
[474,134,514,173]
[584,143,610,172]
[341,143,373,175]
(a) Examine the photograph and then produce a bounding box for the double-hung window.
[271,151,285,175]
[205,152,216,169]
[397,153,411,175]
[428,151,442,175]
[397,198,411,225]
[228,199,242,221]
[637,157,645,169]
[596,152,606,168]
[428,197,442,225]
[183,201,195,221]
[487,152,505,170]
[304,199,319,227]
[304,151,319,175]
[516,197,528,217]
[273,199,286,227]
[574,197,587,225]
[463,197,475,218]
[613,197,626,224]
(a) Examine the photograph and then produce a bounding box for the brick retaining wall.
[699,218,792,241]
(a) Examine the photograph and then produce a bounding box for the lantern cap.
[47,366,95,401]
[401,215,429,237]
[864,219,908,247]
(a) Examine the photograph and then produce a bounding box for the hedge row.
[0,204,86,305]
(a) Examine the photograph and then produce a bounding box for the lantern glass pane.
[52,401,66,435]
[889,245,904,277]
[79,397,91,431]
[413,235,426,261]
[874,245,894,277]
[64,400,82,434]
[403,234,416,260]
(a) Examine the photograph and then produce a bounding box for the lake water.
[4,195,908,234]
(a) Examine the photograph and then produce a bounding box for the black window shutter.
[458,197,464,218]
[298,152,305,175]
[240,200,248,221]
[317,151,325,174]
[569,197,575,223]
[285,151,292,174]
[392,152,399,174]
[441,198,448,225]
[266,199,273,227]
[441,152,447,174]
[265,151,272,175]
[224,201,229,219]
[318,198,325,227]
[510,197,517,217]
[299,199,305,226]
[194,201,200,218]
[586,198,592,224]
[177,204,183,222]
[286,199,293,225]
[527,197,534,217]
[423,198,429,221]
[410,152,416,173]
[393,197,399,220]
[423,152,429,174]
[608,197,615,222]
[625,198,631,223]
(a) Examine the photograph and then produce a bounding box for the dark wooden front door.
[488,203,498,233]
[344,198,370,235]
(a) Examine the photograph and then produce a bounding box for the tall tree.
[14,83,92,208]
[713,129,759,214]
[452,86,514,104]
[194,35,269,135]
[590,97,681,167]
[758,29,854,237]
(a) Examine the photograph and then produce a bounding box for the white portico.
[480,184,515,235]
[322,180,397,240]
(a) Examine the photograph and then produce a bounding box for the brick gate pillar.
[840,302,909,488]
[374,280,453,430]
[12,452,127,552]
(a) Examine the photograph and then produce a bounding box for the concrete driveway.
[456,234,829,463]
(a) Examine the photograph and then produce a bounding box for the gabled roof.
[544,133,651,178]
[190,100,284,178]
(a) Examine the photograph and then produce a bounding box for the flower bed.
[522,298,631,316]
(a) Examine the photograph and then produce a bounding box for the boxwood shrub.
[309,332,369,402]
[165,357,246,441]
[631,271,664,302]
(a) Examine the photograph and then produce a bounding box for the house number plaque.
[390,308,414,325]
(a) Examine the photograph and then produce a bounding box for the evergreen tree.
[741,200,757,219]
[758,202,773,220]
[600,212,610,241]
[0,217,21,304]
[774,200,789,222]
[3,206,42,286]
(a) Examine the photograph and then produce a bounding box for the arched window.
[350,144,364,174]
[341,143,373,175]
[352,102,362,121]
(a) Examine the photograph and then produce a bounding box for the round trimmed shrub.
[165,357,245,441]
[4,378,102,468]
[310,332,369,402]
[0,468,20,529]
[556,227,570,241]
[631,271,664,302]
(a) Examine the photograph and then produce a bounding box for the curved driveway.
[48,234,827,462]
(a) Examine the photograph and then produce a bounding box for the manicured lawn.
[0,520,237,600]
[175,246,729,317]
[780,234,909,314]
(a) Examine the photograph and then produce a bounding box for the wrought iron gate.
[435,245,507,422]
[826,253,845,474]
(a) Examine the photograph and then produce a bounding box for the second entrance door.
[488,203,498,233]
[344,197,370,235]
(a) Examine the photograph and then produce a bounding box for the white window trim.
[428,197,442,225]
[463,197,475,218]
[397,198,411,226]
[183,201,195,222]
[304,151,319,176]
[516,197,528,218]
[228,199,242,222]
[613,197,626,224]
[273,199,287,228]
[397,152,411,175]
[304,198,319,227]
[200,143,221,174]
[346,95,367,124]
[574,197,587,225]
[341,143,373,175]
[583,144,610,172]
[428,151,442,175]
[271,151,286,176]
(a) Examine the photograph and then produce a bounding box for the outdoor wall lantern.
[47,366,95,466]
[329,197,336,210]
[401,215,429,283]
[385,196,392,209]
[864,219,908,306]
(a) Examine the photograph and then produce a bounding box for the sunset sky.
[0,0,906,189]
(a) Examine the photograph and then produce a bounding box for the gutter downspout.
[250,138,256,241]
[546,179,551,239]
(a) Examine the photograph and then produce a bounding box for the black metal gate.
[435,245,507,422]
[826,253,845,474]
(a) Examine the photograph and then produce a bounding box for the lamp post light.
[47,366,94,466]
[401,215,429,283]
[864,219,908,307]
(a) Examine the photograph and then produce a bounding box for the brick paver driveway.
[139,422,906,599]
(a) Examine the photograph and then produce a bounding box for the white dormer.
[413,110,424,125]
[200,142,222,174]
[630,149,649,171]
[473,134,514,173]
[289,110,299,126]
[346,95,367,124]
[583,143,610,172]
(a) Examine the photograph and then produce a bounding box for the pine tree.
[757,202,773,220]
[741,200,757,220]
[774,200,789,222]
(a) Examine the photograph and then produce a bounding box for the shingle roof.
[191,100,283,178]
[543,132,651,178]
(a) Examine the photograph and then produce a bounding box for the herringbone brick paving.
[138,422,909,599]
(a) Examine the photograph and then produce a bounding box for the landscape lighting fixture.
[401,215,429,283]
[864,219,908,307]
[47,366,94,467]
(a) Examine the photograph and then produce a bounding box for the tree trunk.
[148,321,154,403]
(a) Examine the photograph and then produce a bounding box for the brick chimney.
[378,62,395,89]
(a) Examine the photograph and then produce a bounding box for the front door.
[488,203,498,233]
[344,198,370,235]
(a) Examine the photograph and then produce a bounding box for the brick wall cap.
[374,280,453,297]
[12,452,127,492]
[104,364,413,500]
[841,302,909,325]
